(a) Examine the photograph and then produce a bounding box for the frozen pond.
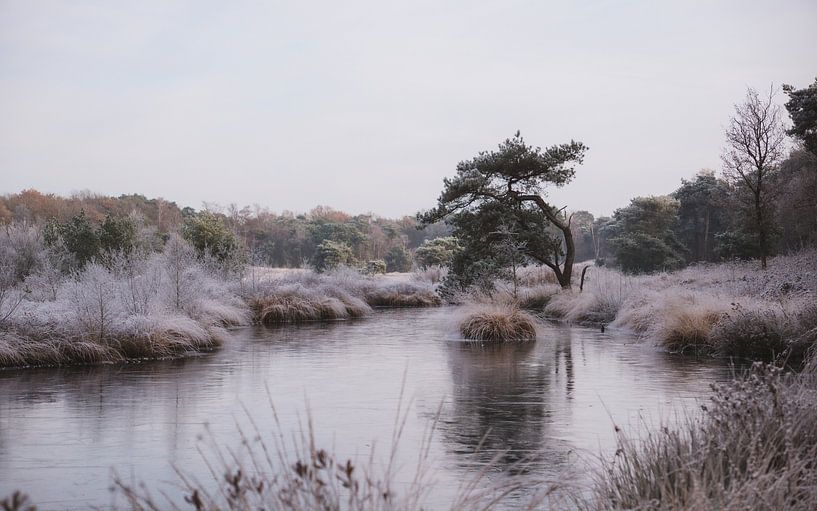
[0,308,735,509]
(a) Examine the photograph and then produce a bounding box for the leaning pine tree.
[419,132,587,289]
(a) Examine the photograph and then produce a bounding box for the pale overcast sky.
[1,0,815,217]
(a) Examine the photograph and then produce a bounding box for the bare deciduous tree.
[722,86,787,269]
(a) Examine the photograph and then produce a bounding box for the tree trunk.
[517,194,575,288]
[558,220,575,289]
[755,191,768,270]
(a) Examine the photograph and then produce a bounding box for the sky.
[1,0,816,218]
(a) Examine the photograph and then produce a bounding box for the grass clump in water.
[458,304,538,342]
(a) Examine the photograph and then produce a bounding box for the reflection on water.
[0,308,734,509]
[442,341,552,472]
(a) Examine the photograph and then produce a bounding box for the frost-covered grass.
[0,220,444,367]
[243,267,441,323]
[457,304,538,342]
[586,360,817,510]
[248,281,371,323]
[0,236,248,368]
[411,264,448,285]
[529,250,817,361]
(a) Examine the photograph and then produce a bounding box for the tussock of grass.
[588,361,817,510]
[514,284,560,310]
[247,268,441,320]
[364,282,442,307]
[653,308,724,353]
[249,285,371,323]
[484,281,560,310]
[710,301,817,361]
[611,292,729,352]
[458,304,538,342]
[545,290,620,324]
[516,265,559,286]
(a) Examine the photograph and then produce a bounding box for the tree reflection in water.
[440,339,573,475]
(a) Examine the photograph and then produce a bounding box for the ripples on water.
[0,308,735,509]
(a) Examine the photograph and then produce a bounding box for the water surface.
[0,308,734,509]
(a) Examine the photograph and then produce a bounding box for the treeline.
[567,79,817,274]
[570,146,817,273]
[0,190,450,272]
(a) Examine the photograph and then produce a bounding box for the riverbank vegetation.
[536,249,817,361]
[587,358,817,510]
[0,214,442,368]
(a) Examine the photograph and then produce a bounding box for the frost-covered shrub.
[0,222,46,281]
[109,252,163,316]
[414,236,458,269]
[181,211,241,263]
[69,263,122,342]
[312,240,356,272]
[161,234,200,311]
[0,232,250,368]
[22,246,65,301]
